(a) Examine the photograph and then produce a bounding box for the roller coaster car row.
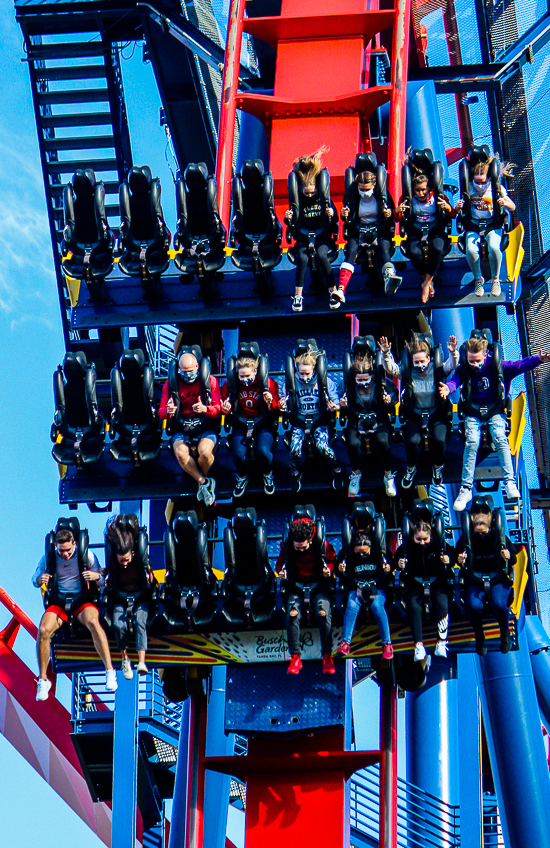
[51,331,516,498]
[45,499,520,659]
[61,147,515,304]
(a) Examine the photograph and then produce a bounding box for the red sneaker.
[337,641,351,656]
[322,653,336,674]
[382,643,394,660]
[287,654,303,675]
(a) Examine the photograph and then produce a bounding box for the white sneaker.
[198,477,216,507]
[122,658,133,680]
[491,278,501,297]
[453,486,472,512]
[348,471,361,497]
[137,662,149,675]
[435,640,448,658]
[36,678,52,702]
[105,669,118,691]
[384,472,397,497]
[291,295,303,312]
[414,643,426,662]
[474,278,485,297]
[329,289,346,309]
[504,480,520,499]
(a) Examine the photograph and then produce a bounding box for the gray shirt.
[32,549,103,594]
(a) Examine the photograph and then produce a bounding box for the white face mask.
[356,375,372,386]
[359,188,374,198]
[472,181,487,195]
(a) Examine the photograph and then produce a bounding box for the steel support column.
[112,672,139,848]
[476,624,550,848]
[524,614,550,731]
[203,666,235,848]
[169,690,208,848]
[379,683,397,848]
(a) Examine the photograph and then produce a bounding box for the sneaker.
[36,678,52,702]
[383,264,402,295]
[491,278,501,297]
[348,471,361,497]
[291,472,302,494]
[105,669,118,692]
[322,653,336,674]
[291,294,303,312]
[384,472,397,497]
[329,289,346,310]
[401,466,416,489]
[122,658,133,680]
[337,640,351,656]
[287,654,303,675]
[501,629,511,654]
[453,486,472,512]
[432,465,444,486]
[434,640,448,658]
[504,480,520,499]
[199,477,216,507]
[332,470,345,490]
[137,662,149,675]
[263,472,275,495]
[382,642,394,660]
[474,278,485,297]
[414,642,426,662]
[233,475,248,498]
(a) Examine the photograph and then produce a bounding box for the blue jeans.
[462,414,514,487]
[229,428,274,475]
[342,588,390,644]
[465,228,503,279]
[465,582,511,632]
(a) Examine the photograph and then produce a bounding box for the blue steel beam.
[525,614,550,730]
[112,673,139,848]
[203,666,235,848]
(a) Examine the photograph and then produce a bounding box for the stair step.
[35,64,107,82]
[37,88,110,106]
[27,42,108,61]
[46,158,119,176]
[49,181,120,196]
[44,135,116,152]
[42,112,112,129]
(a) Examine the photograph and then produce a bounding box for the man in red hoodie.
[159,350,222,506]
[276,517,337,674]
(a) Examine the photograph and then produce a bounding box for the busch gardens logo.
[254,631,314,656]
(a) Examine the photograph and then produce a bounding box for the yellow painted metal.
[153,569,166,584]
[505,222,525,298]
[511,545,529,619]
[508,391,527,456]
[63,272,81,307]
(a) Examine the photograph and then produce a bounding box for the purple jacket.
[445,354,541,404]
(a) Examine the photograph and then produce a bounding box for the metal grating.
[523,281,550,485]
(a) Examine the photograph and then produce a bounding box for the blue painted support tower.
[112,672,139,848]
[169,690,206,848]
[203,666,235,848]
[406,657,460,841]
[475,621,550,848]
[524,613,550,730]
[457,654,482,848]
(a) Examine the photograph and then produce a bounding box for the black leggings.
[404,417,448,466]
[407,230,448,277]
[346,423,392,469]
[405,583,448,644]
[294,242,336,289]
[344,236,393,268]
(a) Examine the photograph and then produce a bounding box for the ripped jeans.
[286,592,332,655]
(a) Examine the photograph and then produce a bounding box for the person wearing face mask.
[159,348,222,506]
[455,156,516,297]
[280,343,342,493]
[455,499,517,654]
[221,347,280,497]
[396,169,454,303]
[335,169,401,308]
[380,333,458,489]
[440,332,550,510]
[285,147,339,312]
[341,349,399,497]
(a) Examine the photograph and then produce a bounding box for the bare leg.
[173,440,206,484]
[197,438,215,477]
[78,607,114,671]
[137,650,146,664]
[37,611,63,679]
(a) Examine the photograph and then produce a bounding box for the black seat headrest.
[185,163,209,191]
[237,341,260,360]
[55,516,81,538]
[233,508,257,536]
[242,160,265,188]
[128,166,153,195]
[294,338,321,358]
[354,152,377,174]
[351,501,376,530]
[72,169,96,197]
[469,328,493,345]
[470,494,494,514]
[468,145,491,170]
[292,504,316,523]
[351,336,376,358]
[173,511,199,542]
[177,344,202,362]
[64,351,88,379]
[410,498,435,524]
[410,148,435,175]
[413,332,434,352]
[119,349,146,379]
